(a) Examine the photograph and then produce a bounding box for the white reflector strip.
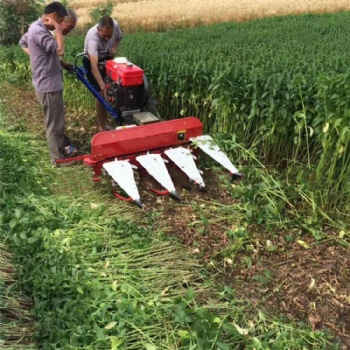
[103,160,141,202]
[136,154,176,193]
[165,147,205,188]
[190,135,239,174]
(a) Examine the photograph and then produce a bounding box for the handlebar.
[73,51,115,67]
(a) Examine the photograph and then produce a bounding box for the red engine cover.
[105,60,144,86]
[86,117,203,163]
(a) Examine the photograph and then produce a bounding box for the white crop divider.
[136,153,179,198]
[103,160,142,206]
[190,135,240,176]
[165,147,205,188]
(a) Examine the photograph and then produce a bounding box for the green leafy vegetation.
[0,98,338,348]
[1,10,350,349]
[89,0,115,24]
[0,0,42,46]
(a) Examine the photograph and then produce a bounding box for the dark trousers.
[36,91,65,162]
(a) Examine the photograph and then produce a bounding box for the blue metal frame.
[72,65,122,125]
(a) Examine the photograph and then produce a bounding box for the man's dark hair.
[44,1,67,18]
[98,16,114,29]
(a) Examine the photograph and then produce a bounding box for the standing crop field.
[3,10,350,222]
[68,0,350,30]
[52,11,350,224]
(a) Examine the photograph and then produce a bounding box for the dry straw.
[68,0,350,28]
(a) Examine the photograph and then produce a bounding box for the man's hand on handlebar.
[61,60,74,73]
[101,85,108,100]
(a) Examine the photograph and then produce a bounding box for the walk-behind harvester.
[58,54,242,208]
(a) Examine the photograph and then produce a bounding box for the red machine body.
[105,60,144,86]
[66,55,241,206]
[84,117,203,165]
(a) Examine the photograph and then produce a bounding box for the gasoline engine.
[105,58,160,125]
